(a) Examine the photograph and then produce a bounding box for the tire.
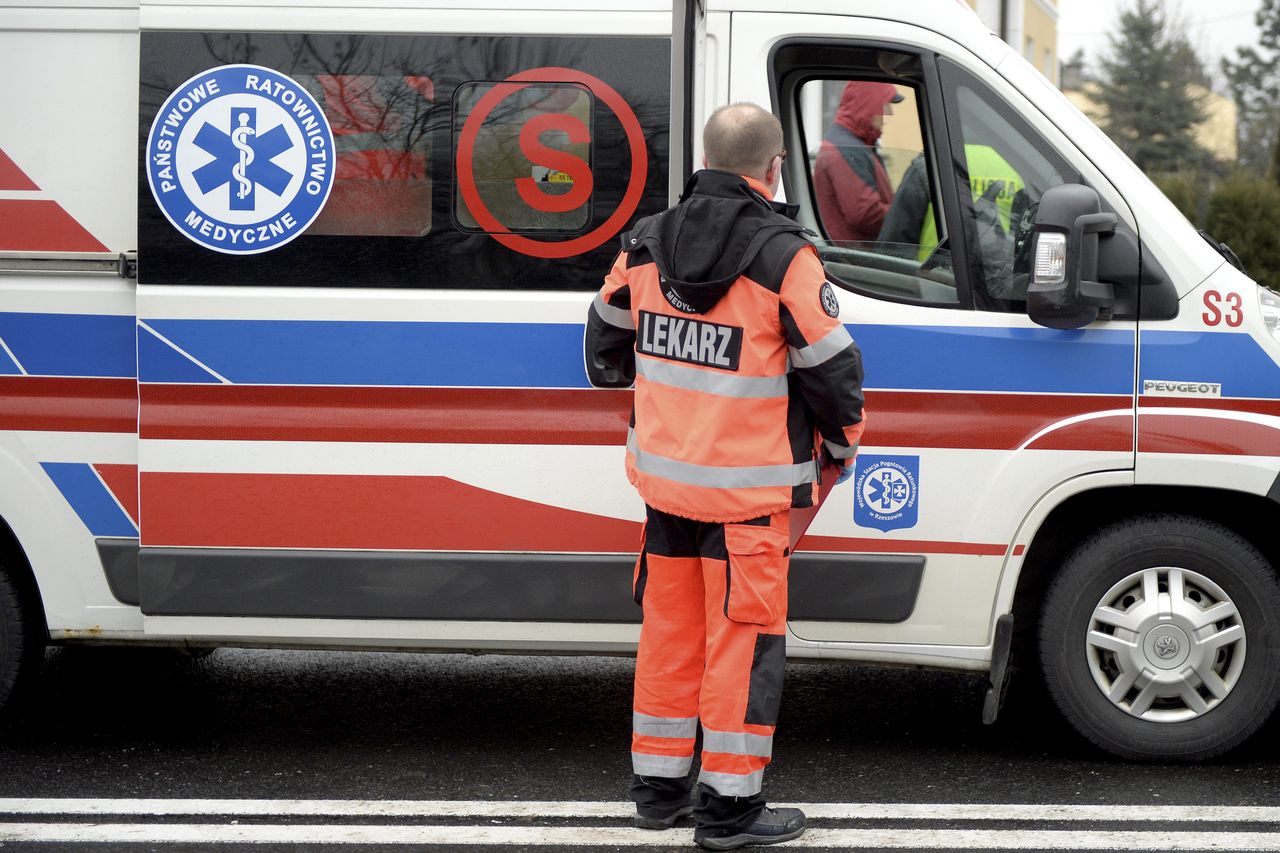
[0,562,44,716]
[1039,514,1280,761]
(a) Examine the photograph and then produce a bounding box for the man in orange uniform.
[585,103,866,850]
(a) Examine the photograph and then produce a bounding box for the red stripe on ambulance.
[0,149,38,191]
[0,200,108,252]
[137,470,1012,557]
[139,472,643,550]
[1140,395,1280,418]
[139,385,632,444]
[138,384,1132,453]
[868,390,1130,450]
[1024,415,1132,452]
[0,148,107,251]
[1138,414,1280,457]
[94,464,139,525]
[0,377,135,433]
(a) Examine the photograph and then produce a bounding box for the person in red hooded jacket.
[812,82,902,243]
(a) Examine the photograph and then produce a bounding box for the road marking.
[0,823,1279,849]
[0,799,1278,822]
[2,800,1280,849]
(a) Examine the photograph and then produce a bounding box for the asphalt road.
[0,645,1278,850]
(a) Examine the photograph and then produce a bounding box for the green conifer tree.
[1222,0,1280,180]
[1096,0,1208,174]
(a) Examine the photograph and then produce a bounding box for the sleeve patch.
[820,282,841,318]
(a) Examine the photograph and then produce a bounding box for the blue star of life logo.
[854,455,920,532]
[866,469,910,512]
[145,64,335,255]
[192,107,294,211]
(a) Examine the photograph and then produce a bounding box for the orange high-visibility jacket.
[585,169,866,523]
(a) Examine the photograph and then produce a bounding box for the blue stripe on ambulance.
[39,463,138,537]
[1140,331,1280,400]
[137,324,223,384]
[0,313,134,378]
[849,325,1134,395]
[143,319,591,388]
[0,343,22,375]
[141,319,1137,393]
[2,313,1275,400]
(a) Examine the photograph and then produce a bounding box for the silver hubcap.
[1086,567,1245,722]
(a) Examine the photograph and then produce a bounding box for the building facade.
[969,0,1060,86]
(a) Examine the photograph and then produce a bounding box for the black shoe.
[693,807,806,850]
[633,803,694,830]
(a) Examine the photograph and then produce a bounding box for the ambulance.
[2,0,1278,762]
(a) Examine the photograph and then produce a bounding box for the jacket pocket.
[723,522,789,625]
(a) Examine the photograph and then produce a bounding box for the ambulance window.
[303,74,435,238]
[938,59,1084,312]
[793,76,959,308]
[452,82,594,234]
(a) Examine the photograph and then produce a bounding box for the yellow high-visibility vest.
[918,144,1022,261]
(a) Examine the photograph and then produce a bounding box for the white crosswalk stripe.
[0,799,1278,849]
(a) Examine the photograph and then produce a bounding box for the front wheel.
[1039,514,1280,761]
[0,561,44,716]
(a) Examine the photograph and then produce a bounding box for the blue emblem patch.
[854,455,919,532]
[145,64,335,255]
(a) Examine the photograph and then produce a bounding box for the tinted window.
[138,32,669,289]
[792,71,958,307]
[453,82,593,234]
[939,58,1084,312]
[306,73,434,238]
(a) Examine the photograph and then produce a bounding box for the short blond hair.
[703,103,783,179]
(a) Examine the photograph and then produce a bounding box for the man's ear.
[765,155,781,186]
[702,154,709,169]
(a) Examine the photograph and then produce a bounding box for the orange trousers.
[630,505,790,807]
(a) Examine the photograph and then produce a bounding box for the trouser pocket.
[722,520,789,625]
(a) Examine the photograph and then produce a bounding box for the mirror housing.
[1027,184,1118,330]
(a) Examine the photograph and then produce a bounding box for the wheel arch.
[0,511,48,642]
[1004,482,1280,672]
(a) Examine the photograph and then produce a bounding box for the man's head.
[702,102,785,197]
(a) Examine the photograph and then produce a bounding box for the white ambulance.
[1,0,1278,762]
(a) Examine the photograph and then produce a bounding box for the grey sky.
[1058,0,1262,78]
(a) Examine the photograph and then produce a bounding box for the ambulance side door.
[132,14,672,644]
[730,13,1139,650]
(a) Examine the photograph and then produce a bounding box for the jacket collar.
[681,169,800,221]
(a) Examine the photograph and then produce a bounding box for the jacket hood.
[620,169,807,314]
[834,81,898,145]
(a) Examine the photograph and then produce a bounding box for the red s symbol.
[515,114,593,214]
[1203,290,1223,326]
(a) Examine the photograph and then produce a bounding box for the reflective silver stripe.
[702,727,774,758]
[633,712,698,739]
[788,324,854,369]
[592,292,634,330]
[636,357,787,399]
[823,439,859,460]
[698,768,765,797]
[632,752,693,778]
[627,430,815,489]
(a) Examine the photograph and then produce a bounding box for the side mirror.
[1027,184,1118,330]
